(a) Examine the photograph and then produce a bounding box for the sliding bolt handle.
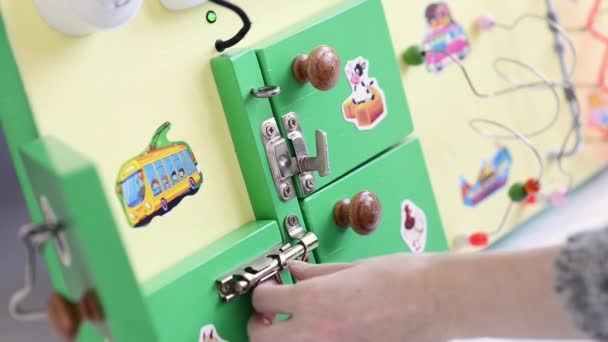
[299,130,330,177]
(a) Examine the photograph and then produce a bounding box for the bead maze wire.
[410,7,596,248]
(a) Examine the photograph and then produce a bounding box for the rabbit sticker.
[199,324,228,342]
[401,200,428,254]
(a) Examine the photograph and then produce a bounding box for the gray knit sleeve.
[555,227,608,341]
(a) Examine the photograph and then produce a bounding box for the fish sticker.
[422,2,470,73]
[460,147,512,207]
[401,200,428,254]
[342,57,388,130]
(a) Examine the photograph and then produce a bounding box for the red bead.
[525,194,537,205]
[468,232,489,247]
[524,179,541,194]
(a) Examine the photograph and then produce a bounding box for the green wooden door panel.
[144,220,290,342]
[0,12,73,303]
[20,136,156,341]
[211,49,313,245]
[301,139,448,263]
[256,0,413,195]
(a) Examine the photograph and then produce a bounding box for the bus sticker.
[115,122,203,227]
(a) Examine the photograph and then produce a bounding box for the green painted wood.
[211,49,311,244]
[301,139,448,263]
[256,0,414,195]
[21,137,157,341]
[144,220,289,342]
[0,11,73,304]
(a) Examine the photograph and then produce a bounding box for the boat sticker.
[460,147,512,207]
[423,2,470,74]
[342,57,387,130]
[401,200,428,254]
[115,122,203,228]
[589,90,608,138]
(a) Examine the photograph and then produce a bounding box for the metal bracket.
[9,196,70,322]
[261,112,330,202]
[217,217,318,302]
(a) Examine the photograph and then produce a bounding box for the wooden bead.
[508,183,528,202]
[524,178,541,194]
[292,45,342,91]
[334,191,382,235]
[403,45,425,66]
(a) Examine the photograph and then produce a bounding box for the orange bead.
[524,179,541,194]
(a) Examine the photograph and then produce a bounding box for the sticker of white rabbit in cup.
[342,57,388,130]
[199,324,228,342]
[400,200,428,254]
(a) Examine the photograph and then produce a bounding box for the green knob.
[403,45,425,66]
[508,183,528,202]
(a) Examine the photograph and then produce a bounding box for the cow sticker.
[342,57,387,130]
[423,2,470,73]
[199,324,228,342]
[401,200,428,254]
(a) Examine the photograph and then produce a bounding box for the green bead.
[508,183,528,202]
[403,45,425,66]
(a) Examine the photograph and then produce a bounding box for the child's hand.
[247,255,445,342]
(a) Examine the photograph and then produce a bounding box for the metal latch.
[217,217,318,302]
[261,112,330,202]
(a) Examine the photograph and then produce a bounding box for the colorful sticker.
[460,147,512,207]
[115,122,203,227]
[342,57,387,130]
[589,90,608,138]
[423,2,470,74]
[199,324,228,342]
[401,200,428,254]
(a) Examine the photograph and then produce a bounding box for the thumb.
[289,260,353,281]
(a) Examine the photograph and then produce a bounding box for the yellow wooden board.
[390,0,608,249]
[1,0,607,282]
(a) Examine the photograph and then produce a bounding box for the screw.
[303,176,316,191]
[219,282,233,295]
[286,215,299,227]
[263,123,276,138]
[280,184,293,199]
[287,116,298,130]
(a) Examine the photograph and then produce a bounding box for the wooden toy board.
[1,0,607,288]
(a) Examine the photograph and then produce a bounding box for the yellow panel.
[2,0,608,285]
[0,0,338,282]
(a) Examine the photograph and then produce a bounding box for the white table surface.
[454,169,608,342]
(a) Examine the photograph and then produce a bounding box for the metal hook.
[8,223,62,322]
[250,86,281,99]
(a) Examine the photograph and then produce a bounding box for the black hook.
[210,0,251,52]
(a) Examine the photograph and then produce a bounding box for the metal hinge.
[261,112,330,202]
[217,216,318,302]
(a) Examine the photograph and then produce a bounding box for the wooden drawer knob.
[48,290,104,341]
[334,191,382,235]
[292,45,342,91]
[48,293,81,342]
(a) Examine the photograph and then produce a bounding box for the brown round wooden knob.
[78,290,104,322]
[48,293,81,342]
[292,45,342,91]
[333,191,382,235]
